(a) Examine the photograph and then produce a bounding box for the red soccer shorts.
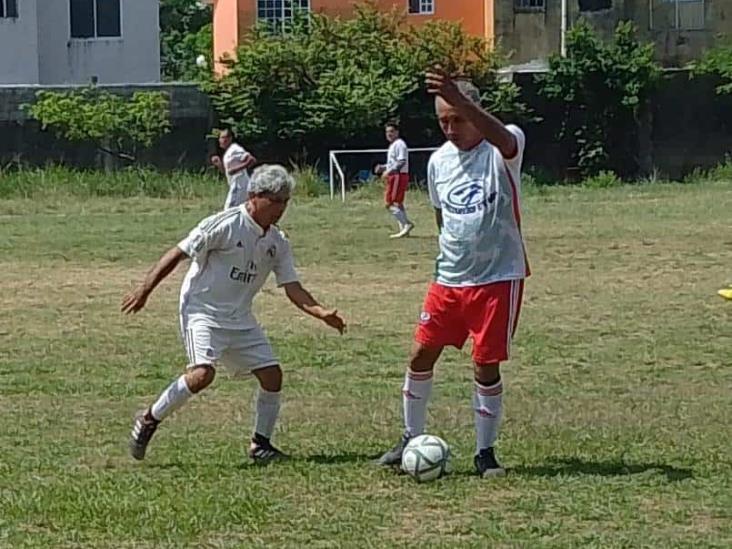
[415,280,524,364]
[385,173,409,206]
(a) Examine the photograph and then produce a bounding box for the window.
[257,0,310,32]
[579,0,612,11]
[514,0,545,11]
[408,0,434,14]
[651,0,705,30]
[0,0,18,18]
[70,0,121,38]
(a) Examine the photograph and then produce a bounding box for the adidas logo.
[236,241,243,248]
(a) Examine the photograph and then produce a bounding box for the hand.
[373,164,385,177]
[121,284,151,314]
[425,65,465,105]
[319,309,346,334]
[210,155,222,168]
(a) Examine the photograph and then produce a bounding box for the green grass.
[1,179,731,547]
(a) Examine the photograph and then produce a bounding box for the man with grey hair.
[378,67,529,478]
[123,165,345,463]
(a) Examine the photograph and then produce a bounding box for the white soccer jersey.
[386,138,409,174]
[427,125,529,287]
[177,206,299,330]
[222,143,251,207]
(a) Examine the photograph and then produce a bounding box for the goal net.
[328,147,439,201]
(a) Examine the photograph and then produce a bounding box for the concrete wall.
[36,0,160,85]
[496,0,728,67]
[0,73,730,178]
[0,84,211,170]
[0,0,40,84]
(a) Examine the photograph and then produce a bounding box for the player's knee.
[409,345,440,372]
[474,362,500,385]
[185,365,216,393]
[254,364,282,393]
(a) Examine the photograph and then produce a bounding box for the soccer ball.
[401,434,452,482]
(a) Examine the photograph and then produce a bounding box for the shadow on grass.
[299,452,377,465]
[511,458,693,482]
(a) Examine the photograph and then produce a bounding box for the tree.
[538,21,660,177]
[160,0,213,81]
[203,3,524,160]
[25,88,171,169]
[693,41,732,95]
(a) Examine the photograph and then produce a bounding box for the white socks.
[389,205,410,228]
[402,369,433,437]
[150,375,193,421]
[254,388,281,439]
[474,379,503,453]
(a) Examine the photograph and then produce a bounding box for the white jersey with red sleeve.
[427,125,529,287]
[177,206,299,330]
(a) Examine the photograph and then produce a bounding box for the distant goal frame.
[328,147,439,202]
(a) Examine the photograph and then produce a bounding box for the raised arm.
[121,246,187,314]
[425,66,517,159]
[283,281,346,334]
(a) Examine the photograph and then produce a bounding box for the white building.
[0,0,160,85]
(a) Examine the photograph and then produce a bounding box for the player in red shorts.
[377,68,530,477]
[374,122,414,238]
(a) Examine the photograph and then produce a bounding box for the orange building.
[208,1,493,69]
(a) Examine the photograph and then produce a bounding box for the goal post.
[329,147,439,202]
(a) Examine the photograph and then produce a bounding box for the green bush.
[692,41,732,95]
[582,170,622,189]
[538,21,660,177]
[203,3,524,160]
[23,88,171,166]
[291,164,328,198]
[683,157,732,184]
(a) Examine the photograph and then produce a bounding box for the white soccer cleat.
[390,223,414,239]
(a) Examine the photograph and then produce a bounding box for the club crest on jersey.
[266,245,277,258]
[445,180,497,215]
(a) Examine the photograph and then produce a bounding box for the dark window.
[579,0,612,11]
[1,0,19,18]
[409,0,434,14]
[71,0,121,38]
[5,0,18,18]
[96,0,121,36]
[515,0,545,10]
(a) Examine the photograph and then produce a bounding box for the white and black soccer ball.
[401,434,452,482]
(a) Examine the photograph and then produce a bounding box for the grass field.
[1,180,731,547]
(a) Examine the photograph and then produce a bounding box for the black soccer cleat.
[249,433,287,464]
[129,410,159,461]
[376,434,411,467]
[474,447,506,478]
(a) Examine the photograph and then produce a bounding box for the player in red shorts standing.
[374,122,414,239]
[377,67,529,477]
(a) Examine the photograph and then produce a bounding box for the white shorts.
[180,320,278,376]
[224,174,250,209]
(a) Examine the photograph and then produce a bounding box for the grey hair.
[455,80,482,105]
[249,164,296,196]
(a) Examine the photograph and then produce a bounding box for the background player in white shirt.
[374,123,414,238]
[123,165,345,463]
[210,128,257,209]
[378,68,529,477]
